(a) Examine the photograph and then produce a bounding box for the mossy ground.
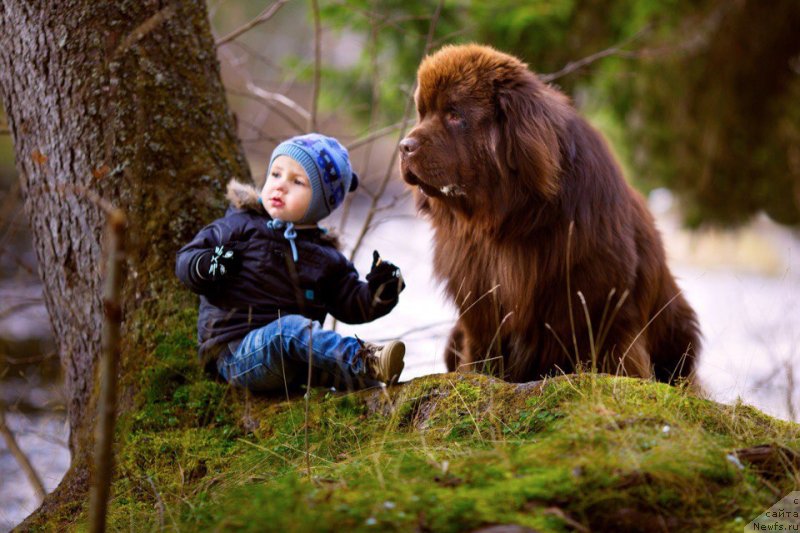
[60,309,800,532]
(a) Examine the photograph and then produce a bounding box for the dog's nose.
[399,137,420,155]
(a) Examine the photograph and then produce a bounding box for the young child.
[176,133,406,391]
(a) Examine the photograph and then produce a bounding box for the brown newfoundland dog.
[400,44,700,384]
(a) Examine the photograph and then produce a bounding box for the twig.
[540,25,651,83]
[431,25,475,49]
[346,121,405,152]
[3,351,57,366]
[0,300,42,321]
[224,40,282,71]
[114,5,176,58]
[276,313,296,426]
[0,402,46,501]
[0,128,9,135]
[215,0,290,46]
[223,45,308,142]
[336,20,383,237]
[226,87,306,135]
[544,507,590,533]
[347,0,445,261]
[373,320,454,343]
[88,207,127,533]
[310,0,321,132]
[0,246,37,276]
[245,82,311,129]
[12,426,68,449]
[145,476,169,530]
[304,320,313,480]
[325,0,429,36]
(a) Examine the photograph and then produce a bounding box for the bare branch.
[336,20,382,238]
[326,0,429,36]
[3,351,57,366]
[215,0,290,47]
[228,89,303,132]
[0,300,42,321]
[50,183,119,216]
[304,321,313,480]
[373,320,454,343]
[310,0,322,132]
[88,207,127,533]
[114,5,176,58]
[0,402,46,501]
[347,121,404,152]
[219,44,307,136]
[431,25,475,49]
[226,86,308,134]
[246,82,311,124]
[348,0,445,261]
[540,26,651,83]
[224,40,282,71]
[541,6,730,84]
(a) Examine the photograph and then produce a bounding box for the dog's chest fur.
[430,211,538,333]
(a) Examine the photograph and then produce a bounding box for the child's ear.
[349,172,359,192]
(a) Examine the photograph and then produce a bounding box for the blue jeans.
[216,314,374,391]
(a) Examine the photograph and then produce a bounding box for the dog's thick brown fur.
[400,44,700,383]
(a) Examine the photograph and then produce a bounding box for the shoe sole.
[381,341,406,384]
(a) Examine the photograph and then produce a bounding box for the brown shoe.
[361,340,405,384]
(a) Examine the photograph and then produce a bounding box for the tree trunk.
[0,0,249,522]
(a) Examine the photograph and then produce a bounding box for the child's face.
[262,156,313,222]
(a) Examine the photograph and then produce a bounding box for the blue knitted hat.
[268,133,359,224]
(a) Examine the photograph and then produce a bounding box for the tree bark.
[0,0,249,522]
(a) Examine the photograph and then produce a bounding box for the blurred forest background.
[1,0,799,529]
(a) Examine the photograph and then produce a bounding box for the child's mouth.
[270,198,284,207]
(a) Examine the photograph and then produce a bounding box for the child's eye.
[294,179,306,186]
[270,171,280,178]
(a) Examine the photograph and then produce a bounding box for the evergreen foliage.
[322,0,800,227]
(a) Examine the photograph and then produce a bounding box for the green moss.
[39,288,798,533]
[63,370,793,532]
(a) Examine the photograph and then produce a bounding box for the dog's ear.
[495,73,565,200]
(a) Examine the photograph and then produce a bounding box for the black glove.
[193,245,241,283]
[366,250,405,301]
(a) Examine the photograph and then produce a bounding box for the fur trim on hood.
[226,179,264,212]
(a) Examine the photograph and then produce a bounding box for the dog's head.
[400,44,571,215]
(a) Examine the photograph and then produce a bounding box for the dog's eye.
[445,110,464,126]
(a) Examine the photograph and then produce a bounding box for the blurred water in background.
[1,182,799,531]
[0,284,68,531]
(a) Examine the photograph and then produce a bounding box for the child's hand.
[367,250,405,300]
[195,244,242,281]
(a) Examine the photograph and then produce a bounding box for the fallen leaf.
[31,149,48,165]
[93,164,111,179]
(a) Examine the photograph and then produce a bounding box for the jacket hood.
[226,179,264,212]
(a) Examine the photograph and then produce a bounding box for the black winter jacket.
[175,180,398,367]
